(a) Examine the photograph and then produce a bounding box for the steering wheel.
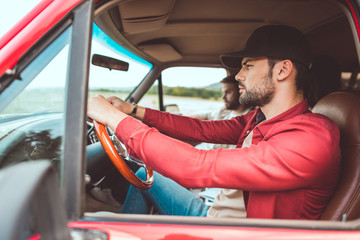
[92,120,154,190]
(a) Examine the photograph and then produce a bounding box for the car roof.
[94,0,358,72]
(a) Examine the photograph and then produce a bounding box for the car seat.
[312,91,360,221]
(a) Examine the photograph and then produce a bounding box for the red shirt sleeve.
[142,108,247,144]
[116,113,340,191]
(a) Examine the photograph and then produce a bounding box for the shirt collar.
[254,100,310,135]
[256,111,266,122]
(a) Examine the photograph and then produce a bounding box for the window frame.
[61,0,94,220]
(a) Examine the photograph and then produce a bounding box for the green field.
[2,89,222,116]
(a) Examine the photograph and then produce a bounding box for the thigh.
[143,170,209,216]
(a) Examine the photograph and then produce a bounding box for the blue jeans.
[121,168,209,216]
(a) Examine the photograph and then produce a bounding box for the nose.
[235,69,245,83]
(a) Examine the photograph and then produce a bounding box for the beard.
[239,71,275,107]
[225,99,240,110]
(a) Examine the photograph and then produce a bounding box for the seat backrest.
[312,91,360,221]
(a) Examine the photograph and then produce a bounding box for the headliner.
[94,0,358,72]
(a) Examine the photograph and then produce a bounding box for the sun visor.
[139,44,182,62]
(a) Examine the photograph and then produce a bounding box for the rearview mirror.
[91,54,129,71]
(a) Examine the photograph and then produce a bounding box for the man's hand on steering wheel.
[107,96,134,114]
[87,95,154,190]
[88,95,125,129]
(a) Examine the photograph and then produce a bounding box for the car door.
[0,0,93,239]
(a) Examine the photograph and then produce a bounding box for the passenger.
[307,55,342,107]
[87,25,340,219]
[193,74,253,150]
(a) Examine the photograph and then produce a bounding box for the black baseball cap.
[220,25,312,68]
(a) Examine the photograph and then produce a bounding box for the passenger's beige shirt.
[206,129,255,218]
[196,107,251,150]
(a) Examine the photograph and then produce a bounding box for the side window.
[0,26,72,174]
[342,72,360,90]
[140,67,227,116]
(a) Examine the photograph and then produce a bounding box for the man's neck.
[261,91,304,120]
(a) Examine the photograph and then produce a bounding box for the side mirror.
[91,54,129,71]
[164,104,181,114]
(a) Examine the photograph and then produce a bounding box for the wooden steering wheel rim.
[93,120,154,190]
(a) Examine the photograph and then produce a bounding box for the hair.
[220,74,238,85]
[267,56,310,93]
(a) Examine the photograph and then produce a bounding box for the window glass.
[89,24,152,100]
[341,72,360,90]
[140,67,227,116]
[139,81,159,109]
[0,26,72,175]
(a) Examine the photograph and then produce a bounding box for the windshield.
[88,24,152,100]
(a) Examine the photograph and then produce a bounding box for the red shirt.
[116,100,340,219]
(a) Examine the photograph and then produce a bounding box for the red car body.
[0,0,81,76]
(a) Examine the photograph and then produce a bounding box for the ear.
[274,59,294,81]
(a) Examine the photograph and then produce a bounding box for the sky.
[1,0,227,90]
[0,0,41,38]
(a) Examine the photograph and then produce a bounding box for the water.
[139,94,224,116]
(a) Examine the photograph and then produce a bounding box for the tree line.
[91,85,222,100]
[147,85,222,100]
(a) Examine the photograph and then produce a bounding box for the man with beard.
[87,25,340,219]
